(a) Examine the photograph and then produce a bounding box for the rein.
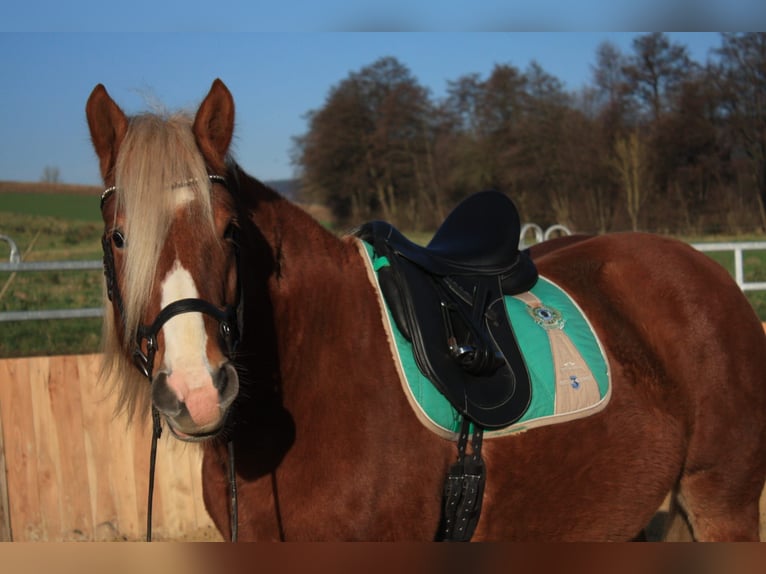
[139,345,239,542]
[101,174,240,542]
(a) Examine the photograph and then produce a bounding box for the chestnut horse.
[86,79,766,541]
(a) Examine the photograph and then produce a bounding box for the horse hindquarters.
[671,309,766,541]
[652,247,766,541]
[509,233,766,541]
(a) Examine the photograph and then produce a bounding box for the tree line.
[292,33,766,235]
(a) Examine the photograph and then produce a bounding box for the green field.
[1,189,105,357]
[0,192,103,222]
[2,189,766,358]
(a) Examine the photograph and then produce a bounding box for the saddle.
[356,190,538,428]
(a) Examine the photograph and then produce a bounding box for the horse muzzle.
[151,362,239,441]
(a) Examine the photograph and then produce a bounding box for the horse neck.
[243,178,372,396]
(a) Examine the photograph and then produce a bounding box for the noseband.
[101,174,239,541]
[132,298,240,380]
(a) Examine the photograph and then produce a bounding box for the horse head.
[86,80,242,441]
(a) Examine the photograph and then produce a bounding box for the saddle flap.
[382,252,531,428]
[356,191,539,428]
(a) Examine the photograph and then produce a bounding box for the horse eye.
[112,229,126,249]
[223,222,239,242]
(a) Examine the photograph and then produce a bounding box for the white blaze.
[160,260,211,387]
[174,184,195,206]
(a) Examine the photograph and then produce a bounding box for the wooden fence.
[0,354,221,541]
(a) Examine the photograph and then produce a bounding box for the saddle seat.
[358,190,538,294]
[356,190,538,428]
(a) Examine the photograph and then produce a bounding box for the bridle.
[101,174,240,541]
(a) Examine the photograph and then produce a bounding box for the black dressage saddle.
[356,190,538,428]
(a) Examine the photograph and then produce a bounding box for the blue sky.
[4,1,765,32]
[0,30,740,185]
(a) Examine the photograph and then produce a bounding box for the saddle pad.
[356,239,612,440]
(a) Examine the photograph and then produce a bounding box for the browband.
[100,174,228,209]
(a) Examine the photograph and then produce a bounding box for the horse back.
[534,231,766,415]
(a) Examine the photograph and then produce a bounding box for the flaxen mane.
[100,112,217,419]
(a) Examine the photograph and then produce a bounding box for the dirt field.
[0,180,100,196]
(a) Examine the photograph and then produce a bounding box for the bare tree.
[623,32,694,121]
[713,33,766,229]
[613,131,651,231]
[41,166,60,184]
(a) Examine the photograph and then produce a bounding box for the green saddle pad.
[358,239,612,440]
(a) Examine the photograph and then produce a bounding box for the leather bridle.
[100,174,240,541]
[133,297,240,380]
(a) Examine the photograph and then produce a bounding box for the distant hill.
[0,181,101,195]
[264,179,300,200]
[0,178,339,229]
[0,179,301,200]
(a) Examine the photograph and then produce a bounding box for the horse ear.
[193,79,235,169]
[86,84,128,182]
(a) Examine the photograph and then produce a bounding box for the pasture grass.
[0,319,103,357]
[0,208,104,357]
[0,191,103,222]
[2,192,766,357]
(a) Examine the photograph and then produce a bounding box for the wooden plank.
[28,356,64,541]
[77,354,124,540]
[106,404,143,540]
[0,361,12,541]
[0,358,43,541]
[186,444,214,534]
[152,435,175,540]
[47,355,92,540]
[158,439,201,539]
[86,353,148,541]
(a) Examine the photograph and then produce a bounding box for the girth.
[356,190,538,429]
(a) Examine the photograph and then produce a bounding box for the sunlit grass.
[0,210,104,357]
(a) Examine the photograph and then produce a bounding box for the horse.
[86,79,766,541]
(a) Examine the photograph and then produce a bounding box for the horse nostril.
[213,367,229,393]
[152,371,182,416]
